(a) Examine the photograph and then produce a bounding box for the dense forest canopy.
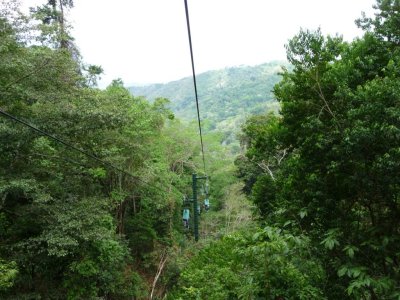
[129,62,283,121]
[232,1,400,298]
[0,0,399,299]
[0,1,234,298]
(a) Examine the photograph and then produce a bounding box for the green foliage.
[356,0,400,45]
[0,259,18,291]
[169,227,326,299]
[129,62,283,122]
[4,0,399,299]
[0,4,207,299]
[237,3,400,298]
[129,62,285,152]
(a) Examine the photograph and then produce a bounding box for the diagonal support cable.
[0,107,182,197]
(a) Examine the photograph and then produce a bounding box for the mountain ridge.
[128,61,287,148]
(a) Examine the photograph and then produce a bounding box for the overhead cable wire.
[0,107,182,197]
[184,0,207,175]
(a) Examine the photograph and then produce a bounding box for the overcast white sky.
[21,0,376,88]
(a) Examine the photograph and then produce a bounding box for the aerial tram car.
[182,175,211,241]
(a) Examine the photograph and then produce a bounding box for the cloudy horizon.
[21,0,376,88]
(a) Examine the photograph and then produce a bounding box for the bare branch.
[276,148,287,165]
[150,250,168,300]
[257,160,276,181]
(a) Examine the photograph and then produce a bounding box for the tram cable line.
[182,0,213,241]
[184,0,207,175]
[0,107,182,198]
[2,0,211,241]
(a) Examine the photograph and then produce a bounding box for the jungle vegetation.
[129,62,285,151]
[172,0,400,299]
[1,0,399,299]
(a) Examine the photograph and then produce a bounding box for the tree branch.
[150,250,168,300]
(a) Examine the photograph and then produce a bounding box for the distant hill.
[129,61,287,149]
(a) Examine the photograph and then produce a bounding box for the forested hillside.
[1,0,399,299]
[130,63,285,148]
[129,62,283,120]
[172,1,400,299]
[0,1,235,298]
